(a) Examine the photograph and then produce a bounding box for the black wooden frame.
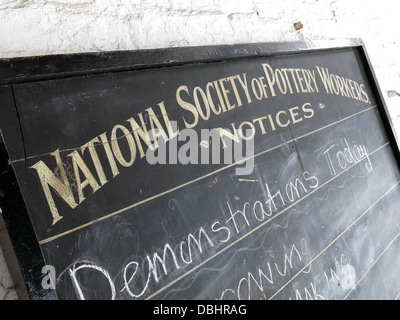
[0,39,399,300]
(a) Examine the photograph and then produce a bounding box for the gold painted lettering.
[158,101,179,140]
[30,149,77,225]
[111,124,137,167]
[262,63,276,97]
[227,75,243,107]
[252,116,268,135]
[126,112,154,159]
[236,73,252,104]
[218,78,235,111]
[176,85,198,129]
[205,82,222,115]
[276,110,290,128]
[81,137,108,186]
[98,132,120,178]
[68,150,101,204]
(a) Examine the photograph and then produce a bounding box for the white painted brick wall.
[0,0,399,299]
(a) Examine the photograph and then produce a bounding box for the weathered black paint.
[1,40,400,300]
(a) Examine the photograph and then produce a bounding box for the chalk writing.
[58,170,319,299]
[322,138,373,177]
[219,238,311,300]
[55,132,386,300]
[288,253,356,300]
[226,171,319,234]
[290,280,325,300]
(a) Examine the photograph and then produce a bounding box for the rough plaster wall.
[0,0,399,299]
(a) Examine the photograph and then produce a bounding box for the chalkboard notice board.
[1,39,400,300]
